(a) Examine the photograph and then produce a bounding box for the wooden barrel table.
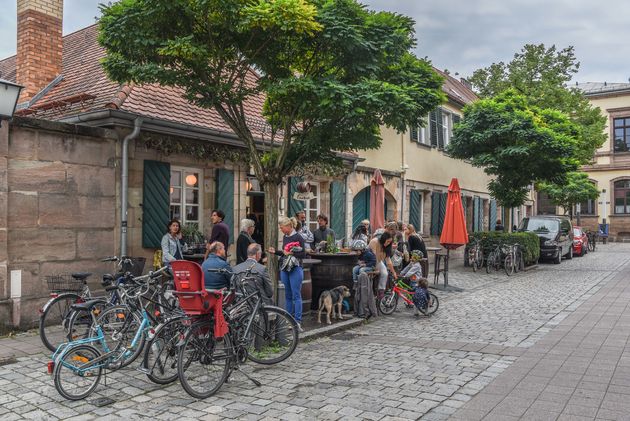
[308,252,359,311]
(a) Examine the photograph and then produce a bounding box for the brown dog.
[317,286,351,324]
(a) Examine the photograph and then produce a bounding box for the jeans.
[280,266,304,323]
[352,265,374,284]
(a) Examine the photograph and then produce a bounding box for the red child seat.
[170,260,228,338]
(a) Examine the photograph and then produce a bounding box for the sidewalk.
[452,259,630,421]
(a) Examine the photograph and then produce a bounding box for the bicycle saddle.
[70,299,103,312]
[71,272,92,281]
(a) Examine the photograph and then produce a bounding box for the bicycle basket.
[121,257,146,277]
[45,275,84,293]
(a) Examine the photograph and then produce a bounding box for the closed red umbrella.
[440,178,469,249]
[370,169,385,232]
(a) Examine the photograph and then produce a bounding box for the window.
[170,167,202,227]
[305,183,320,232]
[410,114,429,145]
[440,110,452,147]
[575,198,596,215]
[614,180,630,214]
[614,118,630,153]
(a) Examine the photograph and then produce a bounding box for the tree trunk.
[504,208,511,233]
[262,181,280,303]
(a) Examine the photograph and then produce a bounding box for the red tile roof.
[0,24,267,133]
[0,23,476,135]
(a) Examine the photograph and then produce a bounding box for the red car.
[573,226,589,256]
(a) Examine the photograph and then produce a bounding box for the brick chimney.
[16,0,63,101]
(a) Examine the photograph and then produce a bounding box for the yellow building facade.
[578,82,630,241]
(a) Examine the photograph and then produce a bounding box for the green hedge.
[469,231,540,266]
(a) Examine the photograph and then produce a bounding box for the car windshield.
[521,218,559,233]
[573,228,582,236]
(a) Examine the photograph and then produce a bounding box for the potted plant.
[181,223,205,253]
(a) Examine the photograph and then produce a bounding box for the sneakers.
[297,323,304,333]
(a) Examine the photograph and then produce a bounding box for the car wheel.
[566,246,573,260]
[554,248,561,264]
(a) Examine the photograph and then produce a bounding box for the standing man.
[295,210,314,250]
[206,209,229,258]
[313,214,336,245]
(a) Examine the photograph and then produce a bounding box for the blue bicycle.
[50,267,168,400]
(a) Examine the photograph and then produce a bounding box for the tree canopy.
[537,172,600,216]
[448,90,580,209]
[468,44,606,165]
[98,0,445,184]
[98,0,445,281]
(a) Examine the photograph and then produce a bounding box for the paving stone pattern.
[0,243,627,420]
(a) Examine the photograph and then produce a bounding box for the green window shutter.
[287,177,305,217]
[461,195,467,227]
[330,181,346,240]
[216,169,234,244]
[438,192,447,235]
[142,160,170,248]
[430,192,440,235]
[490,199,497,230]
[352,187,370,232]
[472,196,479,232]
[429,110,438,147]
[478,198,484,232]
[437,108,444,150]
[410,126,418,142]
[409,190,421,231]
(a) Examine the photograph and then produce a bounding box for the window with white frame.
[170,167,202,228]
[304,183,320,232]
[410,114,430,145]
[440,109,454,147]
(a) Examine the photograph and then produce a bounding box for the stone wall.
[0,117,118,329]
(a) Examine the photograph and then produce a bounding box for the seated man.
[232,243,274,305]
[201,241,232,290]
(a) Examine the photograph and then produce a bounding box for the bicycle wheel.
[247,306,299,365]
[96,305,145,369]
[144,316,188,384]
[53,344,102,400]
[474,247,484,271]
[40,293,82,352]
[66,300,108,342]
[485,252,495,274]
[424,293,439,315]
[515,250,524,272]
[378,291,399,315]
[504,254,514,276]
[177,320,231,399]
[468,247,477,272]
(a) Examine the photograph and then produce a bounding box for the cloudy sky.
[1,0,628,84]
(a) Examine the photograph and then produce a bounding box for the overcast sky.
[1,0,628,84]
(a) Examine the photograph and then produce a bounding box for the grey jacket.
[161,233,186,264]
[232,259,274,305]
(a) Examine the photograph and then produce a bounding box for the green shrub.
[469,231,540,266]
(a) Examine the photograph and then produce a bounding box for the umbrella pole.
[445,249,449,287]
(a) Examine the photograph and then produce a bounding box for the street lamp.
[0,79,24,126]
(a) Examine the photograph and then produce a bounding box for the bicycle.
[377,278,439,316]
[39,256,131,352]
[173,264,299,399]
[467,238,484,272]
[586,231,597,252]
[485,244,503,273]
[49,266,168,400]
[503,243,523,276]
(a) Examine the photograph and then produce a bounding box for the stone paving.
[0,243,627,420]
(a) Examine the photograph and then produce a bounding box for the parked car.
[572,226,589,256]
[518,216,574,264]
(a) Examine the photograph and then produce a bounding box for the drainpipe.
[121,117,144,257]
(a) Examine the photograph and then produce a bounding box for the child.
[412,277,431,316]
[400,250,424,289]
[352,245,376,287]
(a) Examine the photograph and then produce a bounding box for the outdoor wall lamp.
[0,79,24,127]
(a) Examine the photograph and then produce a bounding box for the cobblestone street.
[1,243,628,420]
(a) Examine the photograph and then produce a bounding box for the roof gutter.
[121,117,143,257]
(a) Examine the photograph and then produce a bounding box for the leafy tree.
[448,90,580,228]
[537,172,600,219]
[468,44,606,165]
[98,0,445,282]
